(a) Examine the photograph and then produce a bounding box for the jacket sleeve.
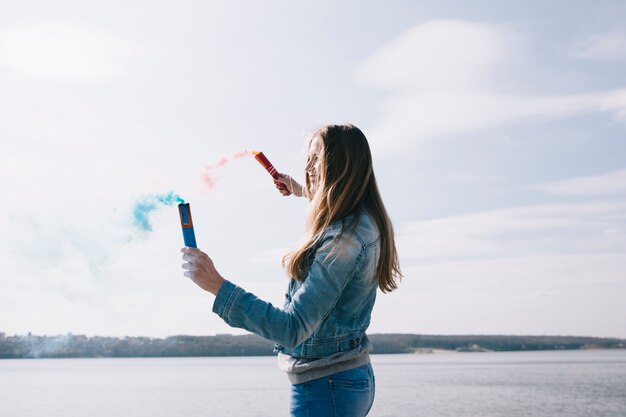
[212,229,364,349]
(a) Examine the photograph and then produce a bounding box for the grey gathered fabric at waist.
[277,335,373,384]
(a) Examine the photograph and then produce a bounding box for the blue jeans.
[290,363,375,417]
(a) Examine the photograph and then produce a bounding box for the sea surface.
[1,349,625,417]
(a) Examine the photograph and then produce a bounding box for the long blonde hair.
[283,124,402,293]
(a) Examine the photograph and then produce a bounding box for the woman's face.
[305,136,323,194]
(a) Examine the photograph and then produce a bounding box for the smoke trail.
[201,150,257,189]
[132,192,185,232]
[18,334,74,358]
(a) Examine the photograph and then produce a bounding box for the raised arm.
[181,229,363,349]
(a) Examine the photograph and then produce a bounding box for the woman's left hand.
[181,247,225,295]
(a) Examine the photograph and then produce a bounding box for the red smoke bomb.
[254,151,279,178]
[254,151,291,195]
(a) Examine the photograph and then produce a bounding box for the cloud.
[356,20,626,155]
[364,89,626,155]
[355,20,511,93]
[571,30,626,61]
[386,168,626,336]
[398,200,626,263]
[527,168,626,197]
[0,22,136,82]
[371,252,626,337]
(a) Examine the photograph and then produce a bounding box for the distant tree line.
[367,334,625,353]
[0,332,623,359]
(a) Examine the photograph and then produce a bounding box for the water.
[1,350,624,416]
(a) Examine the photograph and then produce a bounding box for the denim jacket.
[212,210,380,359]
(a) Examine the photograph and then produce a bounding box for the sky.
[0,1,625,339]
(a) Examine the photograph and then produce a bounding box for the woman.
[181,124,401,417]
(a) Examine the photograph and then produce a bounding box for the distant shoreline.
[411,346,624,354]
[1,333,624,359]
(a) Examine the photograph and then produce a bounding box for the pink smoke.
[201,151,257,189]
[232,150,256,159]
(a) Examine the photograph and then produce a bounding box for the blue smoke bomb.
[178,203,197,248]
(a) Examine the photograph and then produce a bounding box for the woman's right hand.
[274,173,304,197]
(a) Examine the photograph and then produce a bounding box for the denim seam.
[352,245,374,326]
[329,379,338,416]
[305,381,311,417]
[223,286,242,322]
[311,246,364,337]
[367,365,375,415]
[354,229,379,248]
[303,328,364,344]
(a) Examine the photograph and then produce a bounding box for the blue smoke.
[132,192,185,232]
